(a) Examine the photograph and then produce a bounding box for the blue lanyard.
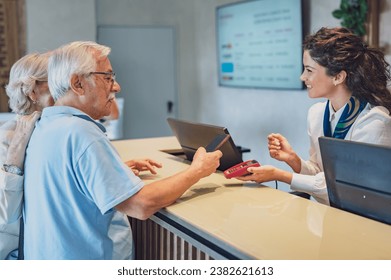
[323,96,367,139]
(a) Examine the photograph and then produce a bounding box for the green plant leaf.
[341,0,350,10]
[332,0,368,36]
[357,25,366,36]
[332,10,343,19]
[360,0,368,14]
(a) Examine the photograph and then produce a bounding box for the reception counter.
[112,137,391,260]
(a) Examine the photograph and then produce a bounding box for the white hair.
[48,41,111,101]
[5,53,49,114]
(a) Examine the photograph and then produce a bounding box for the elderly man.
[23,41,222,259]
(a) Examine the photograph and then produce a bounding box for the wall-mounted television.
[216,0,303,90]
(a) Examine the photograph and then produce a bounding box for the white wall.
[96,0,200,121]
[26,0,96,53]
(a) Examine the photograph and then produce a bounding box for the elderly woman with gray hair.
[0,52,53,259]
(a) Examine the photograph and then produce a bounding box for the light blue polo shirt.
[23,106,144,259]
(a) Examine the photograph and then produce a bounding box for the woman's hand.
[268,133,294,161]
[268,133,301,173]
[236,165,279,183]
[236,165,293,184]
[125,158,163,176]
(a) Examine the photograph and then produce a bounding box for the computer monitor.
[319,136,391,225]
[167,118,243,171]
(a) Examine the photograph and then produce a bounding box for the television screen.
[216,0,303,89]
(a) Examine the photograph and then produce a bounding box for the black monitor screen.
[319,137,391,225]
[167,118,243,171]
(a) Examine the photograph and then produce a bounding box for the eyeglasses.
[89,71,116,89]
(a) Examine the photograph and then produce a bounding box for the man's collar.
[42,106,106,132]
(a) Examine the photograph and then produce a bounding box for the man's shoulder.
[32,111,108,154]
[42,108,105,135]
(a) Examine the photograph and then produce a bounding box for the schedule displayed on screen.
[216,0,303,89]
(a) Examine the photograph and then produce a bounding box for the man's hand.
[188,147,222,178]
[125,158,162,175]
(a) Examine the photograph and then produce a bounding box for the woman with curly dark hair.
[237,27,391,204]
